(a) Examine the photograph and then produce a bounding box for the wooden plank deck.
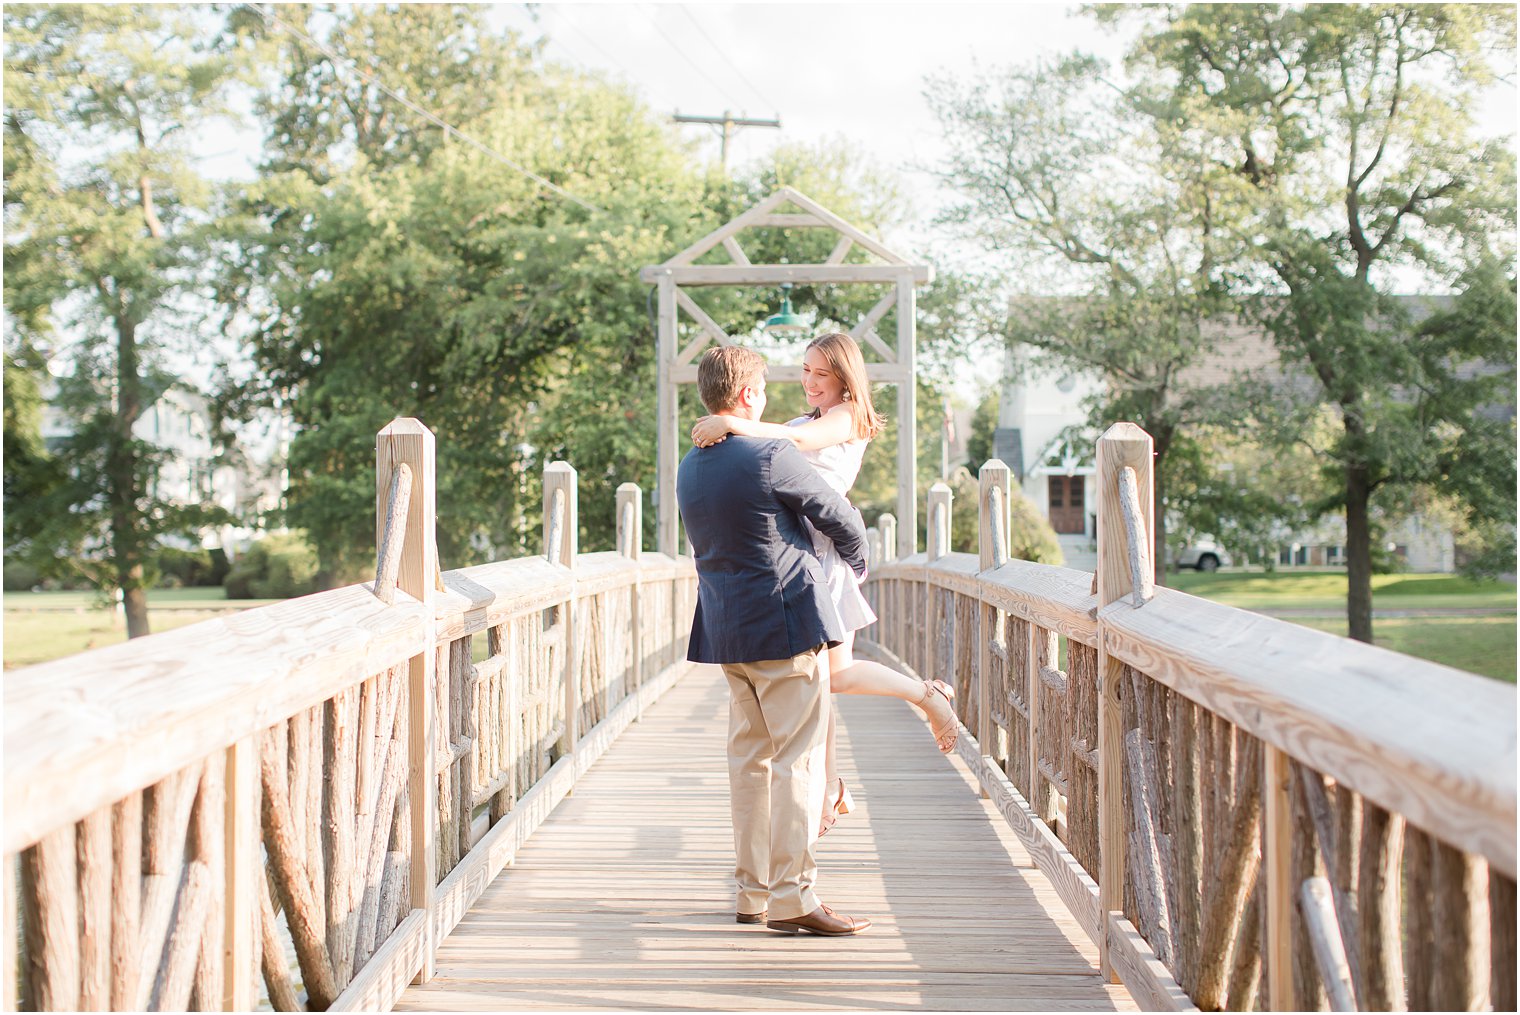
[396,666,1138,1011]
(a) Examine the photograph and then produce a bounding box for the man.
[677,346,872,937]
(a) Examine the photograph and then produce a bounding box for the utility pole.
[672,110,780,174]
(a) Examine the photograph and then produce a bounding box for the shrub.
[156,546,231,588]
[944,467,1064,565]
[3,558,40,592]
[224,534,318,600]
[1008,484,1064,565]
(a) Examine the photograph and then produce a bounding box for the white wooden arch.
[639,186,933,559]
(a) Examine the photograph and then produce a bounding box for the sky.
[194,2,1517,400]
[491,2,1134,259]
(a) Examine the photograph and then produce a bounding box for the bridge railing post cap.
[1098,422,1149,443]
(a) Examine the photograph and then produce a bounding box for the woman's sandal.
[817,777,855,838]
[919,679,958,753]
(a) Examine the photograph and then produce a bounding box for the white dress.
[787,414,878,633]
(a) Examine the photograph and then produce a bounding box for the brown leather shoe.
[767,904,871,936]
[736,911,766,924]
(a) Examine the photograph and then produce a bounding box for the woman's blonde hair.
[806,331,885,440]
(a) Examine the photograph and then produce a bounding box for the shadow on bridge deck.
[396,667,1138,1012]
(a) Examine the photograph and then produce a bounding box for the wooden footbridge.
[5,419,1515,1012]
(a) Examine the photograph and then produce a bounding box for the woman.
[691,331,958,836]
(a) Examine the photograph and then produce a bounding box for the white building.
[986,310,1475,574]
[40,383,288,555]
[991,344,1104,570]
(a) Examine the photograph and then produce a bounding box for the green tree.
[226,6,719,580]
[2,348,64,560]
[1111,3,1516,640]
[226,7,971,578]
[927,54,1249,585]
[963,389,999,475]
[241,3,527,183]
[1166,417,1334,568]
[4,4,244,634]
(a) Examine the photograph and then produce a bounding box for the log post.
[190,758,226,1009]
[76,807,111,1010]
[878,514,897,564]
[109,795,142,1010]
[3,855,15,1014]
[617,483,644,721]
[1357,802,1405,1010]
[1029,625,1059,824]
[1196,740,1263,1009]
[544,462,580,759]
[376,417,438,984]
[1431,839,1487,1010]
[924,484,952,718]
[324,687,359,987]
[977,461,1010,793]
[1094,422,1153,982]
[222,737,258,1009]
[1405,828,1434,1010]
[258,742,337,1008]
[977,460,1009,570]
[1263,746,1294,1009]
[1301,877,1358,1012]
[927,482,952,562]
[878,512,898,662]
[21,827,78,1011]
[1491,872,1516,1012]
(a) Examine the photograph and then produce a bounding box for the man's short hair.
[697,346,767,413]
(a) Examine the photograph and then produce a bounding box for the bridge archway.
[640,187,933,559]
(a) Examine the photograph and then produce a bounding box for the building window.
[1048,476,1085,534]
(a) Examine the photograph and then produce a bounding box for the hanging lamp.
[762,283,808,336]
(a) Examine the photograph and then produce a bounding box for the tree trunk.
[108,314,150,638]
[121,581,150,639]
[1344,437,1374,644]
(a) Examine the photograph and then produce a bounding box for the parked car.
[1174,539,1232,572]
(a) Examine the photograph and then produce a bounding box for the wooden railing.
[860,422,1517,1012]
[3,418,697,1012]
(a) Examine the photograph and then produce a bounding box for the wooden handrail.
[1100,586,1517,876]
[3,586,432,856]
[859,420,1516,1012]
[5,421,699,1013]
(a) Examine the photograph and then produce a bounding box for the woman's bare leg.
[820,650,845,838]
[829,630,957,747]
[823,703,838,792]
[816,631,956,835]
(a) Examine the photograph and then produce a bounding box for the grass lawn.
[5,587,282,611]
[1167,569,1517,611]
[1168,569,1516,681]
[4,587,284,670]
[1288,615,1516,683]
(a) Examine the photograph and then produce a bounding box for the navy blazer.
[678,436,868,665]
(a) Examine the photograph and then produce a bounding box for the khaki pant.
[722,648,830,920]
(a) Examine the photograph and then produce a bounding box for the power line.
[542,5,680,113]
[640,5,748,112]
[677,5,779,115]
[247,3,606,215]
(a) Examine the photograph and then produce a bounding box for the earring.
[843,391,852,401]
